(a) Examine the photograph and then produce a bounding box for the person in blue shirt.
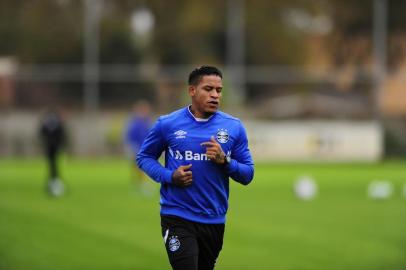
[137,66,254,270]
[124,100,153,194]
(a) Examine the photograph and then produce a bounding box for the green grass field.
[1,158,405,270]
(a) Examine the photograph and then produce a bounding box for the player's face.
[189,75,223,118]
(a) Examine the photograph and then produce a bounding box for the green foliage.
[0,1,83,63]
[148,0,226,64]
[1,0,406,66]
[246,0,309,65]
[1,159,406,270]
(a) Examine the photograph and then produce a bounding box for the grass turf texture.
[0,159,405,270]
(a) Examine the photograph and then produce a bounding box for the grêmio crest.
[216,129,229,144]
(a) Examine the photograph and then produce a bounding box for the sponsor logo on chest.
[172,150,209,161]
[169,147,231,161]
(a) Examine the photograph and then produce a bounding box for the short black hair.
[188,66,223,86]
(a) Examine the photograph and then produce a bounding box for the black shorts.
[161,215,225,270]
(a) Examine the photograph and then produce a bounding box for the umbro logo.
[174,130,187,139]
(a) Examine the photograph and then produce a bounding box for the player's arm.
[225,124,254,185]
[201,125,254,185]
[136,118,174,184]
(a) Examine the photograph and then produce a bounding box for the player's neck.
[189,105,213,119]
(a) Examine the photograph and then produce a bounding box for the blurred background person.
[124,99,153,196]
[39,109,66,197]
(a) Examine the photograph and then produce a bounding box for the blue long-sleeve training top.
[136,106,254,224]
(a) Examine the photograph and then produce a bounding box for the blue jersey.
[137,106,254,224]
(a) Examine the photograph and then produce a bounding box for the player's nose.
[210,90,220,98]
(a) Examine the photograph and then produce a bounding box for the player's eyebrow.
[203,84,223,90]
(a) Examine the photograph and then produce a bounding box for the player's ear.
[188,85,196,97]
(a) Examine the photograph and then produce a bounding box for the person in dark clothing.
[39,110,66,197]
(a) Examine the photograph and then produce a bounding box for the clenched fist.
[172,164,193,187]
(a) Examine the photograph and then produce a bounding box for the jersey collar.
[186,105,217,122]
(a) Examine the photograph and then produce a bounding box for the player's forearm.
[136,156,173,184]
[226,159,254,185]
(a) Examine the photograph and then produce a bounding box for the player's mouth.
[207,100,219,109]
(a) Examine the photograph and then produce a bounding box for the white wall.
[0,114,383,161]
[245,121,383,162]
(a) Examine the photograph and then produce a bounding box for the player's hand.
[201,136,225,164]
[172,164,193,187]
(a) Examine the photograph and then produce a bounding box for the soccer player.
[137,66,254,270]
[39,109,66,197]
[124,100,153,195]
